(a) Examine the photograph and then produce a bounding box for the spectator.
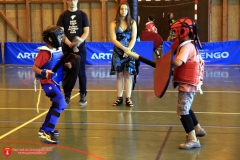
[167,12,175,41]
[57,0,90,106]
[145,15,158,34]
[109,2,137,107]
[168,12,175,28]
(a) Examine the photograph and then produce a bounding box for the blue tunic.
[110,28,137,75]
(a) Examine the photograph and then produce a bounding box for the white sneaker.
[39,132,59,144]
[179,139,201,149]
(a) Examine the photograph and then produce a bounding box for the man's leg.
[78,51,87,106]
[62,53,79,105]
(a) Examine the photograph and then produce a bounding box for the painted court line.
[0,140,105,160]
[0,89,240,93]
[1,108,240,115]
[0,89,239,139]
[1,120,240,129]
[0,93,80,140]
[0,110,49,140]
[155,127,173,160]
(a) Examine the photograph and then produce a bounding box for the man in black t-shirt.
[57,0,90,106]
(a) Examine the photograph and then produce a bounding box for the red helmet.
[170,17,202,49]
[170,17,196,40]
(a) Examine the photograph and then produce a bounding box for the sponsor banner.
[86,41,153,65]
[86,42,113,65]
[4,42,45,65]
[0,42,2,64]
[162,40,240,65]
[4,41,154,65]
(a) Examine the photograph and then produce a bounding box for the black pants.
[63,51,87,98]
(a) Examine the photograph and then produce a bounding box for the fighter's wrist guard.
[41,69,48,78]
[41,69,53,79]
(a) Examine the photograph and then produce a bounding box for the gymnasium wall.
[138,1,196,41]
[0,0,239,43]
[0,0,117,43]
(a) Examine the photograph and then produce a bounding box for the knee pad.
[189,109,199,126]
[50,91,64,102]
[52,102,59,108]
[52,99,66,110]
[51,108,61,118]
[180,115,194,133]
[46,108,62,130]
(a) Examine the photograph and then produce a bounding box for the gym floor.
[0,64,240,160]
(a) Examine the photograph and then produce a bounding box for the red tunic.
[145,21,158,34]
[34,50,55,84]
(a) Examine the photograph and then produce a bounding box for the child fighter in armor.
[170,17,206,149]
[32,25,66,144]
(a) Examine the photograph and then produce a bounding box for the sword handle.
[127,51,156,68]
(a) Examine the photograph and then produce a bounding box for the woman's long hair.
[115,2,132,32]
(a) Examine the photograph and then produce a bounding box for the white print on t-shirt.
[68,15,79,34]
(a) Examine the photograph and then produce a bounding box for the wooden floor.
[0,64,240,160]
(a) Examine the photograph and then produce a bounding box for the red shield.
[126,49,173,98]
[154,50,173,98]
[3,147,12,157]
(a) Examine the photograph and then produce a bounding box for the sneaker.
[38,128,59,136]
[40,132,59,144]
[179,139,201,149]
[65,97,70,106]
[79,93,87,106]
[186,128,207,138]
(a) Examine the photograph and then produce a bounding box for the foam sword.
[126,49,174,98]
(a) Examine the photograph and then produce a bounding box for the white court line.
[0,110,49,140]
[1,108,240,115]
[1,90,240,139]
[0,89,240,93]
[0,93,80,140]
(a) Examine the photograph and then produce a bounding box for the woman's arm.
[128,20,137,50]
[110,21,129,52]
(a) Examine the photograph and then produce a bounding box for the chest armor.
[173,61,204,86]
[172,41,204,87]
[35,46,63,85]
